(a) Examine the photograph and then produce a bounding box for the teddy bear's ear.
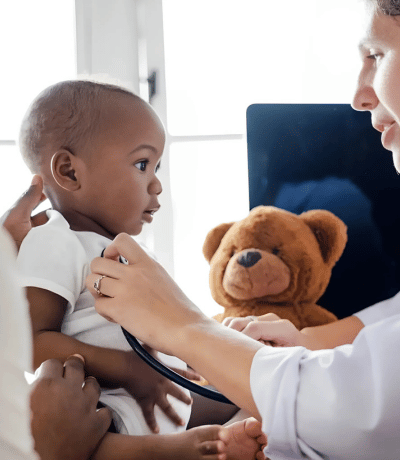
[300,210,348,266]
[202,222,234,263]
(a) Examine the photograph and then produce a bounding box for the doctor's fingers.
[256,313,282,322]
[103,232,150,264]
[34,358,65,380]
[90,256,127,280]
[86,272,120,299]
[223,316,255,331]
[241,319,299,346]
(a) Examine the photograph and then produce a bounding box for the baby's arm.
[27,286,192,432]
[28,286,130,376]
[224,313,364,350]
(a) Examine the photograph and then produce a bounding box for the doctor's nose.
[351,82,379,112]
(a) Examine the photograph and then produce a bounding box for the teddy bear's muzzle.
[222,248,291,300]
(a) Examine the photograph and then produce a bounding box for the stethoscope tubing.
[100,248,233,404]
[122,327,233,404]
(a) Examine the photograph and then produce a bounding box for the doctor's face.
[352,7,400,172]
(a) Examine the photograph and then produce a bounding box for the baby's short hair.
[19,80,139,172]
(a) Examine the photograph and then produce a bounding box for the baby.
[17,80,267,460]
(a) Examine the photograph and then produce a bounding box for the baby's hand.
[220,417,268,460]
[223,313,304,348]
[123,348,199,433]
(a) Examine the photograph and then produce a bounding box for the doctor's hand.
[87,233,264,418]
[86,233,205,355]
[1,175,48,249]
[224,313,305,348]
[30,355,111,460]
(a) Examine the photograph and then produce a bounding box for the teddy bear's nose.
[237,251,262,268]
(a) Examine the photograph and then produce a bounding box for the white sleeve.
[250,315,400,460]
[16,213,87,313]
[353,290,400,326]
[0,228,38,459]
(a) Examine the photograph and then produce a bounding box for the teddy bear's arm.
[300,314,364,350]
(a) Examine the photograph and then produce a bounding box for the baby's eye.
[135,160,149,171]
[155,161,161,173]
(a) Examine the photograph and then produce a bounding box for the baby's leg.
[220,417,268,460]
[92,426,228,460]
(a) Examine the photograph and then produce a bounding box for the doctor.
[86,3,400,457]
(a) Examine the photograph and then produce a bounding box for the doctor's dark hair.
[19,80,140,173]
[368,0,400,14]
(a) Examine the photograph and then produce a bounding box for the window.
[0,0,76,215]
[1,1,365,319]
[151,0,364,317]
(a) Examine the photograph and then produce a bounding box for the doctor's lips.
[373,120,397,151]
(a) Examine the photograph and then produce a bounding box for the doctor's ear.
[50,149,82,191]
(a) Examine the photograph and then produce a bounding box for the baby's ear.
[203,222,234,263]
[50,149,81,191]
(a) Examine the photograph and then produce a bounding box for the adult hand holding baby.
[30,354,112,460]
[1,174,47,249]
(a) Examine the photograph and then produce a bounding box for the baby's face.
[77,95,165,238]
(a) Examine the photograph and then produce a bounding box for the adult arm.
[88,233,400,459]
[250,317,400,459]
[87,234,264,418]
[225,313,364,350]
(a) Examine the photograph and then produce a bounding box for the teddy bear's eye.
[272,247,280,256]
[230,249,236,257]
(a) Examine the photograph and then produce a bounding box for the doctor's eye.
[134,160,149,171]
[366,52,383,62]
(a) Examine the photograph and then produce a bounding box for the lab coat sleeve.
[250,315,400,460]
[354,290,400,326]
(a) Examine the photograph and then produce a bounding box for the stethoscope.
[122,328,232,404]
[100,249,233,404]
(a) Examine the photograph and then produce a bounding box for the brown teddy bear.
[202,206,347,330]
